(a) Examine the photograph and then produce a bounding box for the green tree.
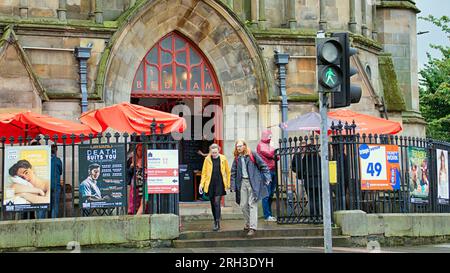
[419,15,450,141]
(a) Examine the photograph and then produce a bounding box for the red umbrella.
[328,109,402,135]
[79,102,187,134]
[0,111,98,143]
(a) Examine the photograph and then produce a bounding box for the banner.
[147,150,179,194]
[436,149,449,204]
[359,144,401,191]
[407,147,429,204]
[3,146,51,212]
[78,144,126,209]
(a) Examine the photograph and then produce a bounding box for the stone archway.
[102,0,270,108]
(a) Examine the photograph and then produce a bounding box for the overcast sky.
[415,0,450,70]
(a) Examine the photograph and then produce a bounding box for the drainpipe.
[75,45,92,113]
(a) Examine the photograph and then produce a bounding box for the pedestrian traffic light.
[316,37,343,92]
[330,32,362,108]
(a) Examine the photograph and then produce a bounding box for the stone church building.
[0,0,425,192]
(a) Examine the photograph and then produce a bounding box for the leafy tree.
[419,15,450,141]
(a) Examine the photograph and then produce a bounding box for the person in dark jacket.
[291,144,322,217]
[231,139,271,236]
[256,130,277,222]
[50,144,62,218]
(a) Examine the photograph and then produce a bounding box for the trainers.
[247,229,256,236]
[265,216,277,222]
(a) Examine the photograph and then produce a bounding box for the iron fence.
[0,120,179,221]
[275,121,450,224]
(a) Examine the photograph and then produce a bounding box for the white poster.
[147,150,179,194]
[437,149,449,204]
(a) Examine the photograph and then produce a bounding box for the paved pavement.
[31,244,450,253]
[10,218,450,253]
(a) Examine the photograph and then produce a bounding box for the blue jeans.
[37,186,61,219]
[262,170,277,219]
[51,186,61,218]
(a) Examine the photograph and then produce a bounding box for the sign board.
[359,144,401,191]
[407,147,429,204]
[329,161,337,184]
[147,150,179,194]
[436,149,449,204]
[3,146,51,212]
[78,144,126,209]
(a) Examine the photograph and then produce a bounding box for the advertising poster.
[3,146,51,212]
[147,150,179,194]
[359,144,401,191]
[78,144,126,209]
[436,149,449,204]
[407,147,429,204]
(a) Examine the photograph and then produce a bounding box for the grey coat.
[230,151,271,203]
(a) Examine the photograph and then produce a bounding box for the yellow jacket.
[200,154,231,193]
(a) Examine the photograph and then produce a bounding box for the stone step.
[173,236,352,248]
[179,227,342,240]
[180,213,246,222]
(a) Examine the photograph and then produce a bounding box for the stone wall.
[334,211,450,246]
[0,214,179,250]
[0,43,42,112]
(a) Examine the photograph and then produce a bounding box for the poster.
[147,150,179,194]
[436,149,449,204]
[407,147,429,204]
[3,146,51,212]
[78,144,126,209]
[359,144,401,191]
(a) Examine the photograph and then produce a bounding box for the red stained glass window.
[131,32,220,98]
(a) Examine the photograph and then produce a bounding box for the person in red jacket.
[256,130,277,222]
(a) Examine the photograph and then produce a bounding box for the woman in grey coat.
[230,139,271,236]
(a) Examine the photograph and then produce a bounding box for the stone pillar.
[95,0,103,24]
[288,0,296,30]
[89,0,95,20]
[258,0,266,30]
[361,0,369,37]
[377,2,425,136]
[372,1,378,40]
[319,0,327,31]
[57,0,67,21]
[19,0,28,18]
[349,0,357,32]
[250,0,258,28]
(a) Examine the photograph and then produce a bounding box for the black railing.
[275,121,450,224]
[0,120,179,221]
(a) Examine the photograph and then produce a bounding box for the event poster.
[359,144,401,191]
[3,146,51,212]
[147,149,179,194]
[436,149,449,204]
[408,147,429,204]
[78,144,126,209]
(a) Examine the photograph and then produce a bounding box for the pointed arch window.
[131,32,220,98]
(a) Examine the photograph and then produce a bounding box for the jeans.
[51,186,61,218]
[262,170,277,219]
[36,186,61,219]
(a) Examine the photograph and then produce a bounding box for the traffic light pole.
[316,30,333,253]
[319,91,333,253]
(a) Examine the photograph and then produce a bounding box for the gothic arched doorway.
[130,32,222,202]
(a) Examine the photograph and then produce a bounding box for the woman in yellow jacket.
[199,143,231,231]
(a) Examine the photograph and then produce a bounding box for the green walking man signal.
[325,68,336,85]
